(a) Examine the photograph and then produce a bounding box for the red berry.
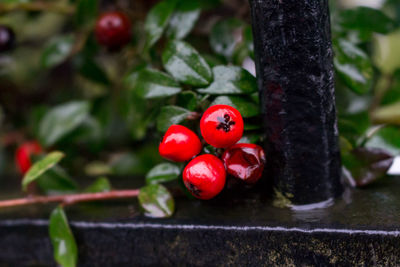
[159,125,202,162]
[183,154,226,200]
[222,143,266,184]
[0,25,15,53]
[15,141,43,174]
[200,105,244,148]
[95,11,132,49]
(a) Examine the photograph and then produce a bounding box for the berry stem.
[0,2,75,15]
[0,189,140,209]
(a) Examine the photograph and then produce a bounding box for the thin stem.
[0,2,75,15]
[0,189,140,209]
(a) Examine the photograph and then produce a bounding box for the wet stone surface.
[0,176,399,266]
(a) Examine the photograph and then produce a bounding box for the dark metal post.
[249,0,342,205]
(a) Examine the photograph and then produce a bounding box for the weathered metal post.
[249,0,342,205]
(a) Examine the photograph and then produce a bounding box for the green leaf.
[146,163,181,184]
[49,206,78,267]
[177,91,198,111]
[75,56,109,85]
[162,40,212,86]
[365,126,400,156]
[210,18,244,60]
[84,177,111,193]
[197,66,257,95]
[339,7,397,36]
[211,96,259,117]
[166,0,201,40]
[22,151,64,191]
[342,147,394,187]
[372,102,400,125]
[75,0,98,26]
[144,0,178,49]
[156,105,191,132]
[39,101,91,147]
[126,69,182,99]
[37,166,78,195]
[334,39,373,95]
[41,35,75,69]
[138,184,175,218]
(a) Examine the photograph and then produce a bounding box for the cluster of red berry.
[159,105,266,200]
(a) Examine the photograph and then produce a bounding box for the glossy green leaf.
[166,0,201,40]
[37,166,78,195]
[156,105,191,132]
[41,35,75,68]
[365,126,400,155]
[211,96,259,117]
[144,0,178,49]
[22,151,64,191]
[372,102,400,125]
[127,69,182,99]
[75,0,98,26]
[334,39,373,95]
[49,206,78,267]
[197,66,257,95]
[146,163,181,184]
[138,184,175,218]
[339,7,397,35]
[162,40,212,86]
[84,177,111,193]
[39,101,90,147]
[210,18,244,60]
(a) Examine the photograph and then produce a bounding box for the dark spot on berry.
[216,113,235,132]
[187,182,202,197]
[242,152,258,165]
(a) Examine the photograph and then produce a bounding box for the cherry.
[222,143,266,184]
[159,125,202,162]
[15,141,43,174]
[183,154,226,200]
[0,25,15,53]
[95,11,132,49]
[200,105,244,148]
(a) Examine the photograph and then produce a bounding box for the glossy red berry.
[159,125,202,162]
[95,11,132,49]
[200,105,244,148]
[15,141,43,174]
[222,143,266,184]
[0,25,15,53]
[183,154,226,200]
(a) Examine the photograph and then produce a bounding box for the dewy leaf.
[211,96,259,117]
[210,18,244,60]
[22,151,64,191]
[334,39,373,95]
[197,66,257,95]
[156,105,191,132]
[162,40,212,86]
[38,101,90,147]
[339,7,397,35]
[127,69,182,99]
[75,0,98,26]
[146,163,181,184]
[166,0,201,40]
[138,184,175,218]
[41,35,75,69]
[84,177,111,193]
[144,0,178,49]
[372,102,400,125]
[49,206,78,267]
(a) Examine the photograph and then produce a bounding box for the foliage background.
[0,0,400,200]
